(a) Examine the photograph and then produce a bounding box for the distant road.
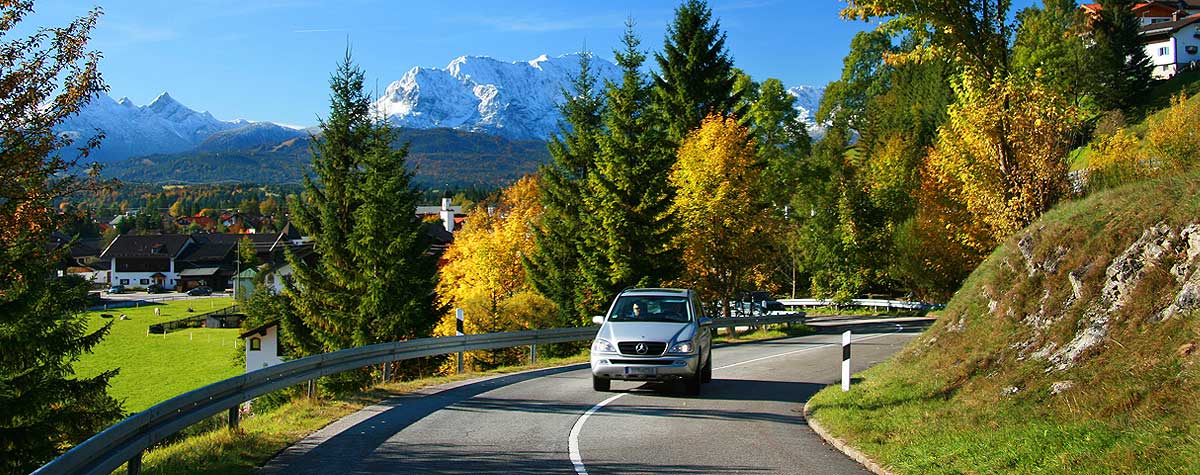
[262,321,928,475]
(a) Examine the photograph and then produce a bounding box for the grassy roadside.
[123,322,812,474]
[804,174,1200,474]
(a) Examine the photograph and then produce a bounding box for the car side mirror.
[699,317,713,327]
[592,315,605,325]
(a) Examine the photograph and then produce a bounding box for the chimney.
[440,189,455,233]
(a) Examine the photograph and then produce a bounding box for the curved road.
[261,322,927,474]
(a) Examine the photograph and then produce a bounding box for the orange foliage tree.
[924,75,1077,251]
[433,176,558,370]
[670,114,777,316]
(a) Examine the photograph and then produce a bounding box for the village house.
[1082,0,1200,79]
[99,225,311,292]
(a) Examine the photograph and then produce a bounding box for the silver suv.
[589,288,713,395]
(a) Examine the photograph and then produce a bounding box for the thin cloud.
[293,28,347,34]
[105,22,180,44]
[467,14,627,33]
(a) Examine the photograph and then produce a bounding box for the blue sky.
[26,1,1038,127]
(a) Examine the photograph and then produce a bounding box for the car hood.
[601,321,693,344]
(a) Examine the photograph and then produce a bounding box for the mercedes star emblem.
[635,343,648,354]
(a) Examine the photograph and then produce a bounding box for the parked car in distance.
[589,288,713,395]
[147,283,167,293]
[187,286,213,296]
[107,284,125,294]
[734,290,783,316]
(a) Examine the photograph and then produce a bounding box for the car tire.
[701,351,712,383]
[593,376,610,392]
[684,369,702,396]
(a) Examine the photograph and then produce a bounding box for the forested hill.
[101,127,550,188]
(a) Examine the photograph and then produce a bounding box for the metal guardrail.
[34,313,806,475]
[778,298,942,311]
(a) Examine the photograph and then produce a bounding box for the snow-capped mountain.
[375,53,623,141]
[377,53,825,141]
[57,92,273,162]
[195,121,306,152]
[788,85,826,138]
[60,55,827,164]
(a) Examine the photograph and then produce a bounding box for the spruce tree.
[0,3,123,471]
[285,50,438,367]
[525,51,605,330]
[579,19,681,301]
[653,0,740,144]
[1090,0,1152,111]
[285,50,370,356]
[350,120,440,344]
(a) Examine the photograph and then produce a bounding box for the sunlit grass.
[75,297,241,413]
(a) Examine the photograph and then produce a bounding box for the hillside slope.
[807,174,1200,474]
[102,127,550,187]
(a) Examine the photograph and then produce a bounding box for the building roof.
[1140,12,1200,39]
[1083,1,1200,16]
[101,234,192,260]
[239,320,279,339]
[179,267,221,277]
[176,233,239,262]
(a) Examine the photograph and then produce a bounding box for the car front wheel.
[701,352,712,383]
[593,376,610,392]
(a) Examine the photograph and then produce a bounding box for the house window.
[1159,46,1171,57]
[120,279,129,285]
[140,279,150,285]
[249,337,261,351]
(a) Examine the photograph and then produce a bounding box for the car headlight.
[668,341,694,354]
[592,338,616,353]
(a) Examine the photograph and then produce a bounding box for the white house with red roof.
[1083,1,1200,78]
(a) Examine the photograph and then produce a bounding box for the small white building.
[1141,14,1200,79]
[1083,1,1200,79]
[240,321,283,372]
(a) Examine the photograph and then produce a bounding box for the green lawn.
[76,298,243,413]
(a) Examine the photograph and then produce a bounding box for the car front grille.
[610,359,674,365]
[617,341,666,356]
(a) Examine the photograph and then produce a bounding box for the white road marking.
[569,393,624,475]
[568,324,905,474]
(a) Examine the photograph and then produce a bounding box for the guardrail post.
[456,308,465,374]
[530,344,537,364]
[228,405,239,430]
[382,361,391,383]
[307,379,316,399]
[841,330,851,392]
[127,451,142,475]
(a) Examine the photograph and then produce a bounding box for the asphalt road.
[261,322,927,475]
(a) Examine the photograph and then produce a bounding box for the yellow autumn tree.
[433,175,557,371]
[670,114,777,316]
[924,74,1077,251]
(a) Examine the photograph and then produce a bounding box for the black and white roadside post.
[841,330,851,392]
[456,308,465,374]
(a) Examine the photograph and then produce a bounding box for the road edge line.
[569,393,625,475]
[803,392,896,475]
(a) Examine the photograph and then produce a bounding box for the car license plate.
[625,367,656,375]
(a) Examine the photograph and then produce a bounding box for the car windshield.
[608,296,691,323]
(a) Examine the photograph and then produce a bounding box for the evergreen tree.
[0,3,123,471]
[653,0,740,144]
[579,19,681,301]
[350,119,440,344]
[285,50,438,368]
[1089,0,1152,111]
[525,50,605,332]
[746,78,811,206]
